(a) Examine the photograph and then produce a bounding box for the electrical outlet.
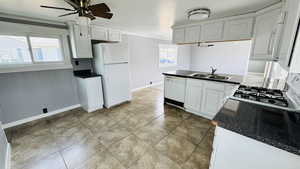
[43,108,48,114]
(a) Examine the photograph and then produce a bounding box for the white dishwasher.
[164,76,186,107]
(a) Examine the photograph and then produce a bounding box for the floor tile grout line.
[58,151,70,169]
[181,126,213,167]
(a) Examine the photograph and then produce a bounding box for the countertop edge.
[162,73,241,85]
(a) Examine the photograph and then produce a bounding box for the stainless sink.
[189,73,229,80]
[190,73,210,78]
[208,75,230,80]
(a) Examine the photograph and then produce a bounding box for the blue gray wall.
[0,69,79,124]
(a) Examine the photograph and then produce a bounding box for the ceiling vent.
[188,8,211,21]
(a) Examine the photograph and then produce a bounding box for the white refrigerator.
[92,43,131,108]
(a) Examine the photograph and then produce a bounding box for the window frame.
[158,44,178,68]
[0,33,72,73]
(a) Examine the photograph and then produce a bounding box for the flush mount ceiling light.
[188,8,211,21]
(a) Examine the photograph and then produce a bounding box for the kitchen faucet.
[210,66,217,75]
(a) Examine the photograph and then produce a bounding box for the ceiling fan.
[40,0,113,20]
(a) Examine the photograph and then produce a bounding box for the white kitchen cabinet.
[164,76,186,103]
[172,28,185,44]
[108,30,122,42]
[184,79,204,113]
[251,8,281,61]
[201,81,225,119]
[201,21,224,42]
[184,26,201,43]
[223,17,254,41]
[210,127,300,169]
[91,26,108,41]
[184,78,238,119]
[69,23,93,58]
[77,76,104,113]
[278,0,300,69]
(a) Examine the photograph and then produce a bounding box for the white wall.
[190,41,252,75]
[126,34,191,90]
[248,60,267,73]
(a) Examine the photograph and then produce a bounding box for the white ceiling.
[0,0,281,40]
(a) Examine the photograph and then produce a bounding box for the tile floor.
[6,86,215,169]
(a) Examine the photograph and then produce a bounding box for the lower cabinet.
[210,127,300,169]
[201,82,225,118]
[184,79,238,119]
[77,77,104,113]
[184,79,204,112]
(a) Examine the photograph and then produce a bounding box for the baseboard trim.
[2,104,81,129]
[131,81,163,92]
[5,143,11,169]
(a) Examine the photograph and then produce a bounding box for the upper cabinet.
[223,17,254,41]
[172,28,185,44]
[91,26,122,42]
[250,7,281,61]
[201,21,224,42]
[277,0,300,70]
[69,23,93,59]
[185,26,201,43]
[91,26,108,41]
[172,14,254,44]
[108,30,122,42]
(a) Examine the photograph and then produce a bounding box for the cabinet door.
[91,26,108,41]
[73,24,93,58]
[108,30,122,42]
[201,82,225,119]
[223,18,254,41]
[278,0,300,69]
[184,79,204,112]
[201,21,224,42]
[172,28,185,44]
[251,8,281,60]
[185,26,201,43]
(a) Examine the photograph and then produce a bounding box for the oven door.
[0,122,10,169]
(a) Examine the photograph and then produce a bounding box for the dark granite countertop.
[214,99,300,156]
[163,70,244,85]
[73,70,102,79]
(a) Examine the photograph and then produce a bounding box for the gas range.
[231,85,296,110]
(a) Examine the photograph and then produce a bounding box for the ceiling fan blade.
[40,5,75,11]
[93,12,113,19]
[89,3,111,13]
[58,11,78,17]
[64,0,79,9]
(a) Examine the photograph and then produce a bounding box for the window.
[159,44,178,67]
[0,35,64,65]
[0,35,31,65]
[30,37,63,62]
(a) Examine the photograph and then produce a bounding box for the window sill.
[0,64,73,74]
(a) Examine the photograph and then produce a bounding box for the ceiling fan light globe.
[188,8,210,21]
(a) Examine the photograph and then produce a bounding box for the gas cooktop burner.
[233,85,288,107]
